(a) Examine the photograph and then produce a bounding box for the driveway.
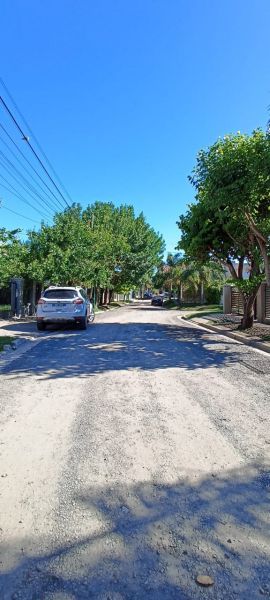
[0,302,269,599]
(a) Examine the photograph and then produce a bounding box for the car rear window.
[43,289,79,300]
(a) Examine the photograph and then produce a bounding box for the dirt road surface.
[0,302,270,599]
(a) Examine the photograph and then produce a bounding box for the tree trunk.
[180,282,183,302]
[240,309,254,330]
[99,288,104,305]
[245,214,270,285]
[238,287,260,330]
[257,238,270,286]
[238,256,244,279]
[200,282,204,305]
[31,280,37,314]
[96,287,101,306]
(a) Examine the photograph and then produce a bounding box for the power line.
[0,123,65,210]
[0,149,57,215]
[0,174,52,220]
[0,178,51,221]
[0,133,59,213]
[0,93,70,208]
[0,201,41,224]
[0,158,54,218]
[0,77,74,205]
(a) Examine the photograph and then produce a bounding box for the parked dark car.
[151,295,163,307]
[144,292,153,299]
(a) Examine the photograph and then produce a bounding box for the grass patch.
[163,301,222,312]
[107,301,131,307]
[163,299,177,309]
[0,304,11,312]
[262,335,270,342]
[185,306,223,320]
[0,336,14,352]
[94,301,128,313]
[181,304,222,312]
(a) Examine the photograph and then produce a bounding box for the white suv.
[36,286,94,331]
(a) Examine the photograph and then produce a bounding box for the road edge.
[0,337,44,369]
[180,316,270,355]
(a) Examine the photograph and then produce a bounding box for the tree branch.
[245,212,267,243]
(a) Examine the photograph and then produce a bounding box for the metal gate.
[265,285,270,320]
[231,287,245,315]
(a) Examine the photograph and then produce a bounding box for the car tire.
[37,321,46,331]
[78,314,88,330]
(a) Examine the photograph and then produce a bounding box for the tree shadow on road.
[0,319,254,380]
[1,463,269,599]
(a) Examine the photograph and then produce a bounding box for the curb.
[3,337,35,352]
[181,316,270,355]
[0,336,43,369]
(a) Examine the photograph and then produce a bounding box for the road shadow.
[1,463,269,599]
[0,319,80,336]
[0,319,39,338]
[0,319,248,380]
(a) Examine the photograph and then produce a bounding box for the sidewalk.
[182,312,270,355]
[0,318,42,366]
[0,317,38,339]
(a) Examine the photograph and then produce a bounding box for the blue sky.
[1,0,270,254]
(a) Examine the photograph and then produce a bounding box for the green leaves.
[178,130,270,275]
[177,130,270,328]
[0,228,26,287]
[25,202,164,291]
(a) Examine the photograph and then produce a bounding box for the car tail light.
[38,298,45,304]
[73,298,84,304]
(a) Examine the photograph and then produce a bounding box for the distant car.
[151,295,163,307]
[144,292,153,299]
[36,286,94,331]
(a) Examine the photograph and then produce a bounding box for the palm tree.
[155,254,225,304]
[180,262,225,304]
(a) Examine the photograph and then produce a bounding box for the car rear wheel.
[37,321,46,331]
[78,314,88,330]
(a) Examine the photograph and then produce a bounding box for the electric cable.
[0,93,70,208]
[0,135,58,213]
[0,125,65,210]
[0,202,41,224]
[0,173,52,220]
[0,77,73,204]
[0,150,57,215]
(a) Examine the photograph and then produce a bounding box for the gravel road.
[0,302,270,599]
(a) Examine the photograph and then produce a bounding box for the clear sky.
[1,0,270,254]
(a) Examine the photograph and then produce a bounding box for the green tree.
[26,202,165,303]
[27,205,91,286]
[188,130,270,283]
[179,261,225,304]
[0,227,26,286]
[178,182,264,329]
[154,253,224,304]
